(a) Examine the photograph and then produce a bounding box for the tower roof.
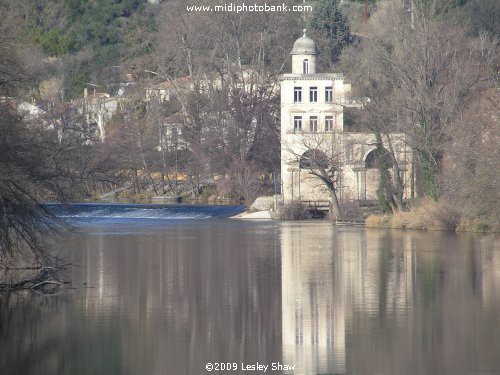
[291,29,317,55]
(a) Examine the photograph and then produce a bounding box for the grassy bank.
[365,199,496,232]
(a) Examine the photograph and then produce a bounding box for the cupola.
[291,29,317,74]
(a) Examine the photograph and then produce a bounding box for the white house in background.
[145,77,193,103]
[157,112,187,152]
[16,100,46,121]
[280,30,413,205]
[145,67,274,104]
[81,88,119,141]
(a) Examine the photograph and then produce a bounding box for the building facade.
[280,30,413,205]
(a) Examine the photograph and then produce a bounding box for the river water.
[1,204,499,375]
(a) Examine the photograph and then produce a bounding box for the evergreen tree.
[310,0,351,64]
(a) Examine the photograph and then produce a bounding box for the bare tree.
[284,133,344,219]
[440,88,500,226]
[145,1,292,199]
[342,0,497,202]
[103,90,162,195]
[0,1,67,289]
[0,102,88,291]
[217,159,264,203]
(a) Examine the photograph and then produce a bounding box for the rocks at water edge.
[249,196,274,212]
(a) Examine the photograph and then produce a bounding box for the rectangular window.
[309,86,318,103]
[310,116,318,132]
[294,116,302,132]
[325,86,333,102]
[325,116,334,132]
[294,87,302,103]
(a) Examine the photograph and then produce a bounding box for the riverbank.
[365,199,496,233]
[231,210,273,220]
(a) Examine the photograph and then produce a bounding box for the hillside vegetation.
[19,0,151,98]
[0,0,498,232]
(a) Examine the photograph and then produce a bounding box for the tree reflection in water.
[0,221,499,375]
[280,224,500,375]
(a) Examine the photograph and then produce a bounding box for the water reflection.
[70,222,283,375]
[281,222,346,374]
[1,221,499,375]
[281,224,500,375]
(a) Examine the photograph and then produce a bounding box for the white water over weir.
[45,203,246,222]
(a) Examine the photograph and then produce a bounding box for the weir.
[45,203,246,221]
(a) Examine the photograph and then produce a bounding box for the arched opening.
[303,59,309,74]
[365,148,392,169]
[299,149,328,169]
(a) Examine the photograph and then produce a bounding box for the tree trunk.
[135,125,158,195]
[132,168,138,194]
[416,151,438,199]
[329,187,342,220]
[383,133,404,211]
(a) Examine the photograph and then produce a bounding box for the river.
[1,204,499,375]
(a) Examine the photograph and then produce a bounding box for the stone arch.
[365,148,391,169]
[299,149,328,169]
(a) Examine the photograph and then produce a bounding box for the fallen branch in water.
[0,260,69,294]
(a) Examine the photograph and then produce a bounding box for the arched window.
[299,149,328,169]
[303,59,309,74]
[365,148,392,169]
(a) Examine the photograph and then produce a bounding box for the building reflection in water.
[1,222,499,375]
[281,222,347,374]
[280,224,500,375]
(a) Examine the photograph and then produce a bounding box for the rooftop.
[280,73,345,80]
[291,29,317,55]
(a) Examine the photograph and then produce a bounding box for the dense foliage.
[310,0,351,64]
[24,0,149,98]
[29,0,143,55]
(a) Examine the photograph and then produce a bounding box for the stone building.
[280,30,413,205]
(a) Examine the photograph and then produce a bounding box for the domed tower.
[291,29,317,74]
[280,29,345,205]
[280,29,414,208]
